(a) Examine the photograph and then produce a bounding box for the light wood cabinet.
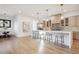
[60,16,78,27]
[68,16,76,27]
[50,15,79,27]
[68,15,79,27]
[73,32,79,40]
[76,15,79,27]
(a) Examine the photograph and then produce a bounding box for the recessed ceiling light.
[61,16,64,19]
[18,10,22,14]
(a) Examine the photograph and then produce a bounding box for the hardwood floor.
[0,36,79,54]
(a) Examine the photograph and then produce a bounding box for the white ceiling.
[0,4,79,19]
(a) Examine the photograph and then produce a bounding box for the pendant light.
[60,4,64,19]
[46,9,49,21]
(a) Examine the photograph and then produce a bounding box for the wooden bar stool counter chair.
[54,33,65,47]
[45,32,52,43]
[32,31,39,39]
[39,31,45,41]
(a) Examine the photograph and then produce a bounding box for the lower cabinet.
[73,32,79,40]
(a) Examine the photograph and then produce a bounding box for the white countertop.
[34,30,73,33]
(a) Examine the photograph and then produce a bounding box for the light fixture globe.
[60,4,64,20]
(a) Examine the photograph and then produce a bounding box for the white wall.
[14,14,36,37]
[32,19,38,31]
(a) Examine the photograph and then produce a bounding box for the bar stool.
[60,33,64,47]
[32,31,39,39]
[54,33,59,45]
[32,31,35,39]
[45,32,52,43]
[54,33,64,47]
[45,32,49,41]
[50,32,55,43]
[39,31,45,40]
[49,33,53,43]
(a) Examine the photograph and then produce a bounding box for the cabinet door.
[69,16,76,27]
[76,16,79,27]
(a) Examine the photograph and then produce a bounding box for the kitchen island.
[32,30,73,48]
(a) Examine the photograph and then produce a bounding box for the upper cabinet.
[37,15,79,31]
[75,15,79,27]
[60,15,79,27]
[68,16,76,27]
[67,15,79,27]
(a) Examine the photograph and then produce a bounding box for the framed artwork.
[0,19,3,28]
[0,19,11,28]
[4,20,11,28]
[23,22,30,32]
